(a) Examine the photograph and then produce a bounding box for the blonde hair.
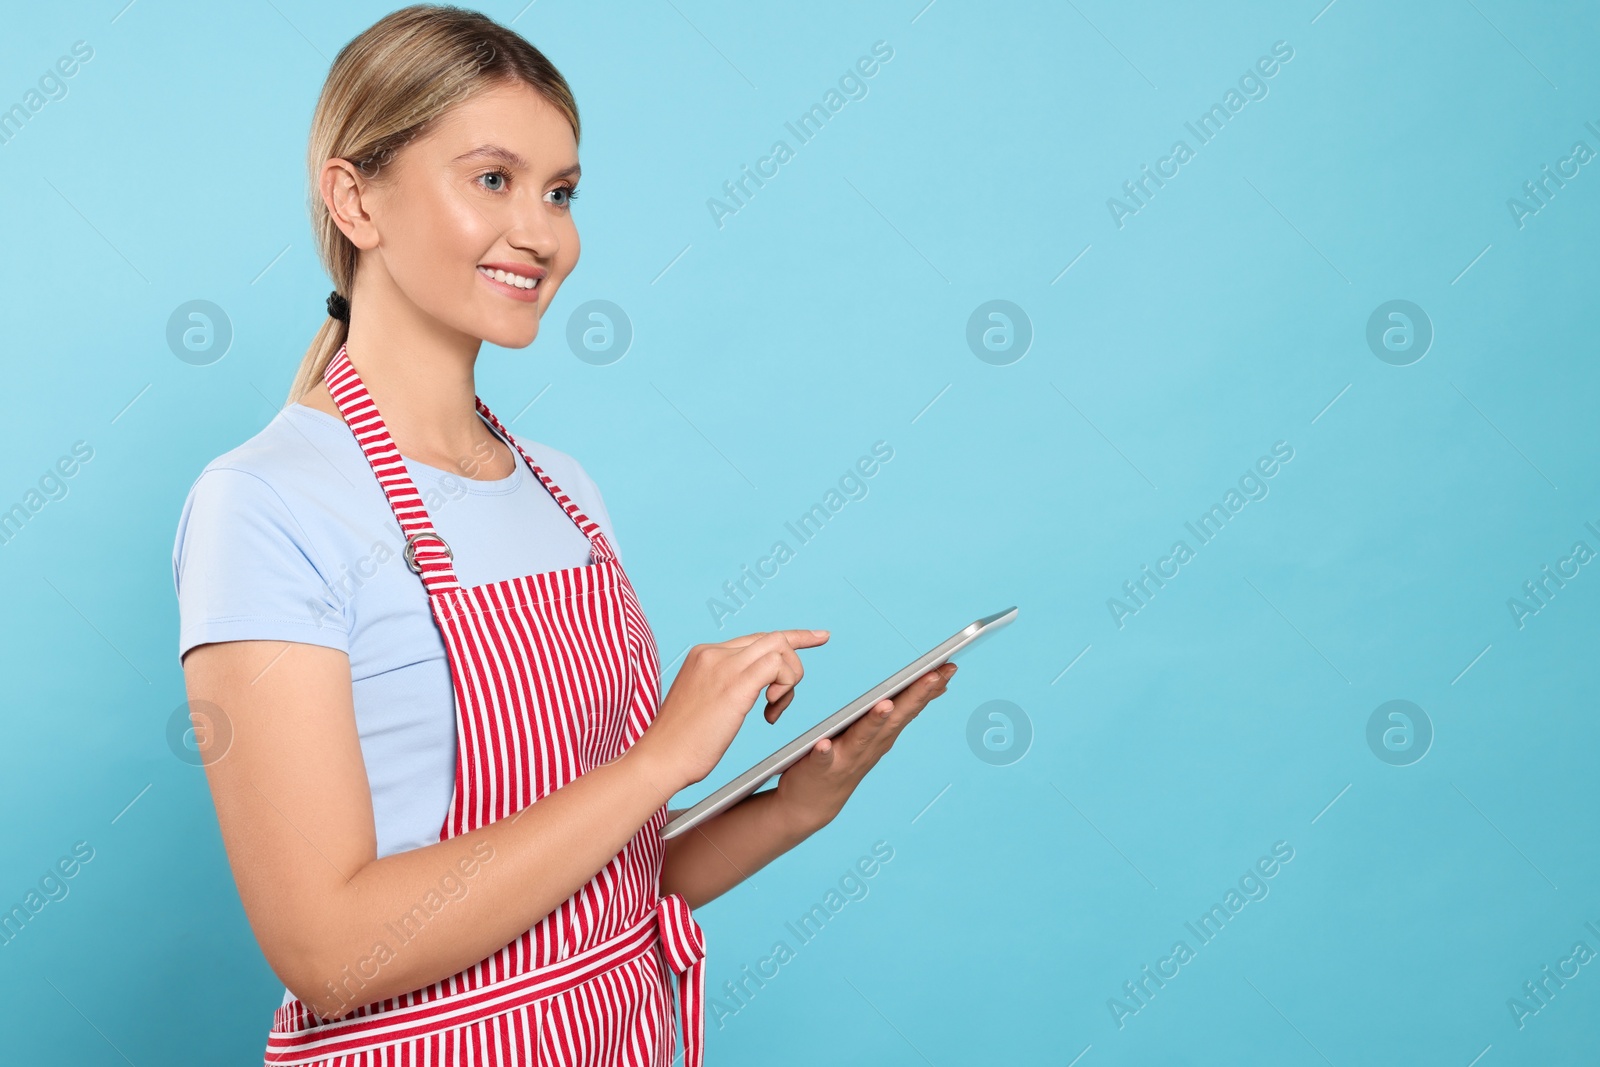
[286,4,580,404]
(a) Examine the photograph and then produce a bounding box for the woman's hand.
[770,661,958,834]
[634,628,831,793]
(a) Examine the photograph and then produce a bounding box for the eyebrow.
[450,144,580,181]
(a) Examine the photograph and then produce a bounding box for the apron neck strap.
[321,345,612,596]
[471,391,614,558]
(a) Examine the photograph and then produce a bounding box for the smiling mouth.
[477,265,541,291]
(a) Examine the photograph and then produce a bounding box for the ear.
[320,157,381,252]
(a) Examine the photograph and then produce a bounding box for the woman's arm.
[183,638,681,1020]
[658,790,816,909]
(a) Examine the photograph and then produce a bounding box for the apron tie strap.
[654,892,706,1067]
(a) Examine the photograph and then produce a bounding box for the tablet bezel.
[658,606,1018,841]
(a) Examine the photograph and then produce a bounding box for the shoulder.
[185,406,348,498]
[172,407,362,576]
[171,409,367,658]
[179,412,310,525]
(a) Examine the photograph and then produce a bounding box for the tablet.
[659,606,1018,840]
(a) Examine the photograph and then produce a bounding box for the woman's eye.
[549,185,580,208]
[477,168,511,193]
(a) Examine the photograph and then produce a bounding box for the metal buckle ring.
[403,529,453,575]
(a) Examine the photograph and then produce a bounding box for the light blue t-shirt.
[172,401,620,860]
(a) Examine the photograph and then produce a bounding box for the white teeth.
[479,266,539,290]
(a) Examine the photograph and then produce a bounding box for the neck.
[340,273,495,471]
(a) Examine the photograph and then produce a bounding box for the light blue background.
[2,1,1596,1063]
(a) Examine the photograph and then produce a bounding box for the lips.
[477,263,546,303]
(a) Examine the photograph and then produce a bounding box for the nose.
[502,190,564,263]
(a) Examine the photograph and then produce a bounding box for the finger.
[763,685,796,723]
[880,670,952,732]
[785,628,831,649]
[903,667,952,711]
[719,630,770,652]
[762,642,807,716]
[847,697,895,750]
[738,651,802,727]
[732,634,807,715]
[733,630,828,671]
[725,629,830,658]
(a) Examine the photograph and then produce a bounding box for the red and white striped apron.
[262,344,706,1066]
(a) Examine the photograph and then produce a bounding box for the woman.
[171,6,956,1065]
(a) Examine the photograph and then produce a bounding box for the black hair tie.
[326,290,351,322]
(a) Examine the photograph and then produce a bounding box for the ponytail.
[287,315,349,406]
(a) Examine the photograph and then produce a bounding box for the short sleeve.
[172,467,350,664]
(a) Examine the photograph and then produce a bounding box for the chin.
[482,320,542,350]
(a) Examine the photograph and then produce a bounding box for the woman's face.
[350,79,581,350]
